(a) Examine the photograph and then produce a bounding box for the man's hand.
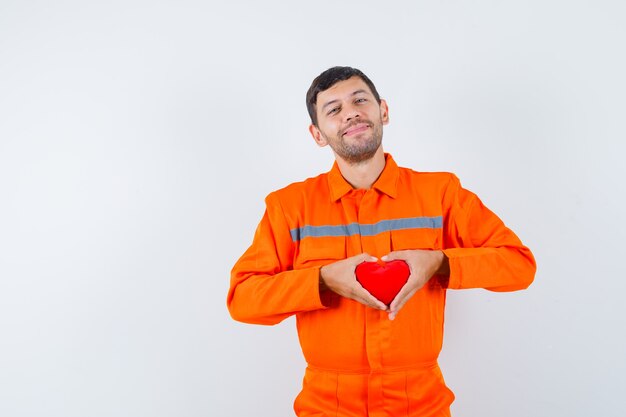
[320,253,388,311]
[382,250,449,320]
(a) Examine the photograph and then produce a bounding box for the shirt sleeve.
[441,174,536,292]
[227,192,328,325]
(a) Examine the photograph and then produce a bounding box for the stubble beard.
[324,119,383,165]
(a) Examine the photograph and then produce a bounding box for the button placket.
[339,190,364,256]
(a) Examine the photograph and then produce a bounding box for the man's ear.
[309,124,328,147]
[380,99,390,125]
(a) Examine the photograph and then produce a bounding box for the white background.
[1,1,625,416]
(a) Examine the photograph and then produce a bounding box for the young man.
[227,66,536,416]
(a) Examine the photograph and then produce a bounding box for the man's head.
[306,66,389,164]
[306,66,381,127]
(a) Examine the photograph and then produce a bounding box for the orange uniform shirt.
[228,154,536,416]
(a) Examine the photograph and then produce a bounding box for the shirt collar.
[328,153,399,202]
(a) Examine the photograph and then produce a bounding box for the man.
[227,66,536,416]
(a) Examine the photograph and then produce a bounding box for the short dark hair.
[306,66,381,126]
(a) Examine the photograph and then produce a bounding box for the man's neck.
[335,147,386,190]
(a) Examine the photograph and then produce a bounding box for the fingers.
[353,282,388,311]
[380,252,398,262]
[388,283,417,320]
[322,252,386,310]
[352,253,385,310]
[355,252,378,264]
[380,251,413,319]
[381,250,410,263]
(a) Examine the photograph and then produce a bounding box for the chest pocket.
[390,227,442,252]
[391,227,446,290]
[294,237,347,269]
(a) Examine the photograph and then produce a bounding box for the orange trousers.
[294,362,454,417]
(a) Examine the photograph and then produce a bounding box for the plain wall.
[1,1,625,416]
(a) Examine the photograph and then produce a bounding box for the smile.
[343,123,370,137]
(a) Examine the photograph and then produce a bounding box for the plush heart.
[355,260,410,305]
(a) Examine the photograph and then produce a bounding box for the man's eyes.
[326,99,367,115]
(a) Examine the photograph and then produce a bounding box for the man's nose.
[344,104,361,122]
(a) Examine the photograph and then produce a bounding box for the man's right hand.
[319,253,388,311]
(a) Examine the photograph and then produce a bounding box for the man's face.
[309,76,389,164]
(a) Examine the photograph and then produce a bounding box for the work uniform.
[228,154,536,416]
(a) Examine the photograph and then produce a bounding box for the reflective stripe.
[290,216,442,242]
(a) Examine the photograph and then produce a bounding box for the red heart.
[355,260,410,305]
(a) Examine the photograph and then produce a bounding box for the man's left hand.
[381,250,449,320]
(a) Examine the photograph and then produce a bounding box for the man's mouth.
[342,123,370,137]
